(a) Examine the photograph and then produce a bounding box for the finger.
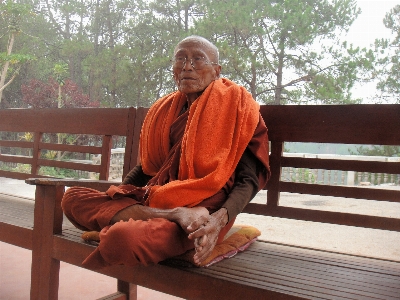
[198,235,207,246]
[188,226,207,240]
[187,216,209,231]
[194,236,201,248]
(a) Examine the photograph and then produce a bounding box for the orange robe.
[62,78,270,268]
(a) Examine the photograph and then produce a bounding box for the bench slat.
[262,104,400,145]
[0,108,132,136]
[47,226,400,300]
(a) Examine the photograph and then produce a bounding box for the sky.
[346,0,398,48]
[345,0,398,101]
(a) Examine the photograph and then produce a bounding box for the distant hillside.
[284,143,359,155]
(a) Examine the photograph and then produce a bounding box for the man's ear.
[214,65,222,78]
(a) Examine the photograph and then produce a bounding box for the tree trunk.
[0,33,15,103]
[106,0,117,105]
[274,35,285,105]
[89,0,102,103]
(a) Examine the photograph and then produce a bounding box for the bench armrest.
[25,178,120,191]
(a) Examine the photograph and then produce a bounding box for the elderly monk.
[62,35,270,268]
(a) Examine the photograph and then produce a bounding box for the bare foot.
[81,231,100,242]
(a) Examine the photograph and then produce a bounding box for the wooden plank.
[231,253,400,294]
[0,170,48,180]
[97,292,127,300]
[0,153,32,164]
[0,108,132,136]
[210,254,400,299]
[203,263,380,300]
[122,107,137,179]
[0,222,33,249]
[250,242,400,277]
[53,227,400,300]
[279,182,400,202]
[25,178,114,191]
[31,131,42,175]
[37,158,101,173]
[99,135,112,180]
[266,141,283,207]
[282,156,400,174]
[187,248,399,300]
[0,140,33,148]
[261,105,400,145]
[51,234,308,300]
[117,280,137,300]
[31,185,64,300]
[190,241,400,299]
[243,204,400,231]
[0,198,34,227]
[127,107,148,170]
[38,142,103,155]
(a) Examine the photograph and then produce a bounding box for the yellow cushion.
[166,224,261,267]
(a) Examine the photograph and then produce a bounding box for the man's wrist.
[214,207,229,227]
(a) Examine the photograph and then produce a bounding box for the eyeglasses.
[171,56,219,70]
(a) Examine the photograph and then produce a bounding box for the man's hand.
[171,206,210,234]
[187,208,228,265]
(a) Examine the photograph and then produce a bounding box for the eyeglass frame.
[170,56,219,70]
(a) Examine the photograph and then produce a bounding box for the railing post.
[266,141,283,207]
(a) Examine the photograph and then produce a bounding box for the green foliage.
[0,1,32,33]
[38,166,86,179]
[53,63,68,86]
[0,163,30,174]
[351,145,400,157]
[291,168,316,184]
[365,4,400,103]
[0,0,397,108]
[0,53,34,65]
[194,0,363,104]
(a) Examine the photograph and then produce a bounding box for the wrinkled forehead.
[174,38,218,59]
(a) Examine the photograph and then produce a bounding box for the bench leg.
[118,279,138,300]
[96,280,137,300]
[30,185,64,300]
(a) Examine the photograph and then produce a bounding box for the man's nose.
[182,58,194,70]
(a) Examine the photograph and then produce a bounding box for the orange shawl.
[140,78,260,209]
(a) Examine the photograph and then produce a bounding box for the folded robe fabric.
[140,78,261,209]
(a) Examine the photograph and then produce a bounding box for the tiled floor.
[0,241,183,300]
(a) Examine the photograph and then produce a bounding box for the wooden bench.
[1,105,399,300]
[0,108,141,249]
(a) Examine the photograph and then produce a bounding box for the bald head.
[174,35,219,63]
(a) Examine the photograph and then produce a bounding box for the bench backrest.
[1,105,399,231]
[0,108,144,181]
[245,104,400,231]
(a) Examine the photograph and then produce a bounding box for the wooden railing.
[3,149,398,187]
[280,153,400,187]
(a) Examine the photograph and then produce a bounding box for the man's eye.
[193,57,204,62]
[175,57,185,62]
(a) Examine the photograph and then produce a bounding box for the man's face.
[172,39,221,98]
